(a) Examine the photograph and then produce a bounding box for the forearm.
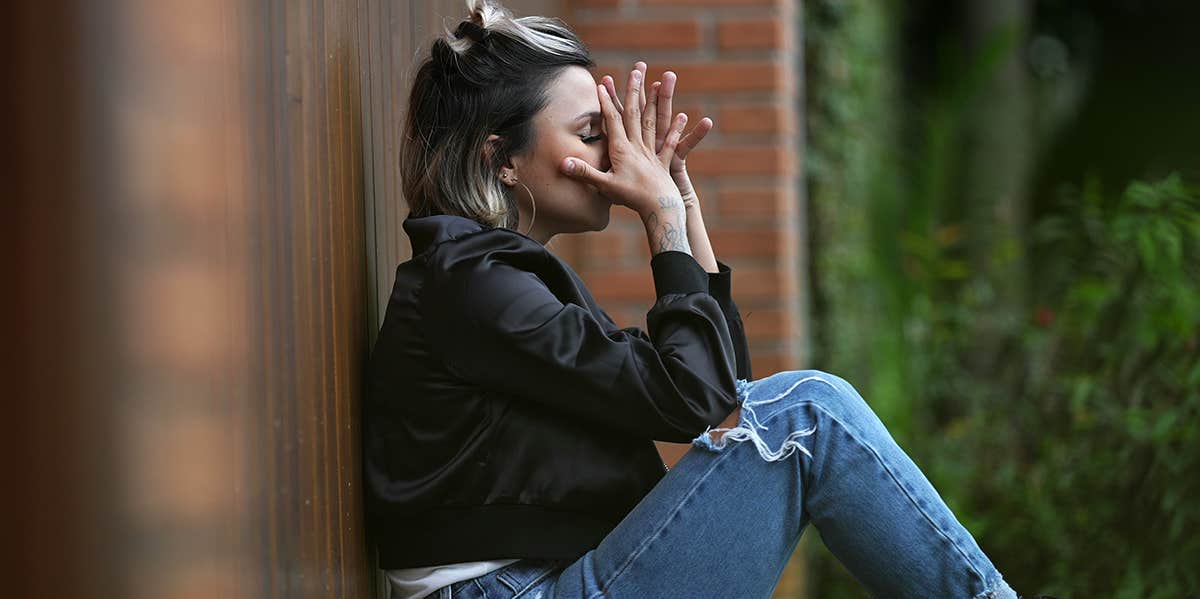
[685,201,719,273]
[640,195,692,256]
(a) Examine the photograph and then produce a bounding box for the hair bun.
[454,20,490,43]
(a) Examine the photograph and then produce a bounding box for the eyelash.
[581,134,605,144]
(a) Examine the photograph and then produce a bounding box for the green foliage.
[804,1,1200,596]
[894,173,1200,598]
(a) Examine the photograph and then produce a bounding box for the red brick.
[660,62,781,94]
[717,19,784,50]
[610,207,644,226]
[723,264,783,301]
[747,349,794,377]
[592,62,782,95]
[716,102,789,135]
[741,307,791,341]
[607,306,647,329]
[644,0,776,5]
[710,227,785,259]
[634,235,652,261]
[663,103,707,127]
[581,227,631,262]
[717,186,786,220]
[584,268,655,302]
[656,440,690,466]
[576,20,701,50]
[569,0,620,7]
[687,146,789,176]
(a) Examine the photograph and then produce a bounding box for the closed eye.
[581,134,605,144]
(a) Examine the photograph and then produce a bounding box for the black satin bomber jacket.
[364,213,753,569]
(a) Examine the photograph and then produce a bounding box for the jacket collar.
[403,214,490,255]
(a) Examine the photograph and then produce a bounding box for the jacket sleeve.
[707,259,753,381]
[420,246,740,443]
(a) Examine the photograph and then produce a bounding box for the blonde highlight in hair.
[400,0,593,229]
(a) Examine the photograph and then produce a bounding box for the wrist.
[639,195,691,255]
[672,167,695,194]
[637,192,686,220]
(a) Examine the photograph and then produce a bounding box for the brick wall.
[555,0,808,464]
[556,3,808,595]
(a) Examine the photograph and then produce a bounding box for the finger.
[660,112,688,167]
[602,75,623,114]
[636,62,648,112]
[623,67,643,142]
[596,84,627,144]
[675,117,714,160]
[655,71,677,153]
[643,81,660,150]
[560,156,613,188]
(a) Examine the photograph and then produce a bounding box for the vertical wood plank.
[11,0,409,596]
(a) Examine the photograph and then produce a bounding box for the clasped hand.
[560,61,714,217]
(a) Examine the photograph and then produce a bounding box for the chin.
[591,204,612,231]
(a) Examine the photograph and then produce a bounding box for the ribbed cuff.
[649,251,709,298]
[707,259,733,306]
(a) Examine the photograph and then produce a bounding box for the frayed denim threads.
[691,375,833,461]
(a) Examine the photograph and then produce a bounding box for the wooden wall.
[9,1,474,597]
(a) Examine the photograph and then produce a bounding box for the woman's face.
[507,65,612,243]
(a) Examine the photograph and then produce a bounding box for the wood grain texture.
[231,1,376,595]
[11,0,432,596]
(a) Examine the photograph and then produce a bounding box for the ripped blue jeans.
[424,369,1018,599]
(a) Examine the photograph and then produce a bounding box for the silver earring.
[499,172,532,234]
[518,180,535,236]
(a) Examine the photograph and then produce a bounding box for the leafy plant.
[804,1,1199,596]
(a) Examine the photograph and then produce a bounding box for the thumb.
[560,157,609,187]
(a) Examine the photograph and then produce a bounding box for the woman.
[364,1,1023,597]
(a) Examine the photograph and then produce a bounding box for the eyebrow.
[574,111,602,123]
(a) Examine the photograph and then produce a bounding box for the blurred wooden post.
[9,0,454,597]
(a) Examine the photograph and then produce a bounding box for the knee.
[751,369,871,422]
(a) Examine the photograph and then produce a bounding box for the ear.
[484,134,519,187]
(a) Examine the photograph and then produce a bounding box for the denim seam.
[505,564,562,598]
[585,442,742,599]
[972,573,1015,599]
[759,398,991,590]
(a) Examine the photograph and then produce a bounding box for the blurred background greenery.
[801,0,1199,597]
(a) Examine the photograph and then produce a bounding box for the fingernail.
[564,158,576,172]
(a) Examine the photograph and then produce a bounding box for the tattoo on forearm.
[645,196,690,255]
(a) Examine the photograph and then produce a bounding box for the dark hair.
[400,0,594,229]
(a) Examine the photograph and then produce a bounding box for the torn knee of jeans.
[690,374,831,461]
[691,423,816,461]
[734,377,753,399]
